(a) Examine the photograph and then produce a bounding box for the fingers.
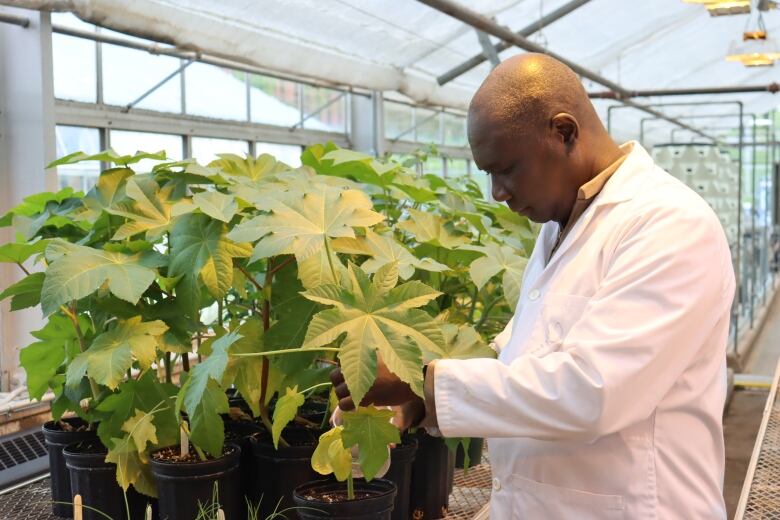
[331,367,356,411]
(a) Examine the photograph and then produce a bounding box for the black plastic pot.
[248,426,323,518]
[42,418,99,518]
[455,438,484,469]
[383,435,418,520]
[63,440,155,520]
[409,432,455,520]
[292,479,397,520]
[150,443,243,520]
[224,418,262,505]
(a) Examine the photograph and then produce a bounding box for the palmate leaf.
[176,330,241,456]
[341,406,399,481]
[223,318,265,414]
[228,184,384,263]
[334,230,448,280]
[48,149,166,168]
[398,208,470,249]
[67,316,168,390]
[422,322,496,363]
[169,213,252,298]
[122,409,158,462]
[271,386,305,449]
[192,190,238,223]
[0,240,49,263]
[0,272,45,310]
[106,176,175,240]
[18,314,86,400]
[302,263,443,406]
[211,153,287,180]
[105,437,154,495]
[461,243,528,311]
[40,240,163,316]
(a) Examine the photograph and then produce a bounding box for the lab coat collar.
[540,141,652,268]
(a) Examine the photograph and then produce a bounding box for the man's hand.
[330,357,419,410]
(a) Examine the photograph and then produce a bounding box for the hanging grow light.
[726,12,780,66]
[683,0,753,16]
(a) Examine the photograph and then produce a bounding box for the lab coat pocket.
[510,474,625,520]
[535,292,590,355]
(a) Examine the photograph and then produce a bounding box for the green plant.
[1,142,534,500]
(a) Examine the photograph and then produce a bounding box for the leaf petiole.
[231,347,340,358]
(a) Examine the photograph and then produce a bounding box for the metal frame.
[437,0,593,85]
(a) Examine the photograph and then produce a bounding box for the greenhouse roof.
[8,0,780,143]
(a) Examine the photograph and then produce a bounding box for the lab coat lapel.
[544,141,650,269]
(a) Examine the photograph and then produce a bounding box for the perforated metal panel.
[0,429,49,490]
[0,457,493,519]
[736,360,780,519]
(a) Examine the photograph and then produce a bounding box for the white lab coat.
[433,142,735,519]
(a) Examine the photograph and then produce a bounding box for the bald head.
[469,53,601,138]
[468,53,620,225]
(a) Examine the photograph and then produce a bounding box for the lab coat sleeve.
[433,206,735,442]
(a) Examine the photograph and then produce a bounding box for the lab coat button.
[492,477,501,491]
[528,289,540,301]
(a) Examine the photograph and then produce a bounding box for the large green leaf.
[228,184,384,263]
[192,190,238,223]
[341,406,399,481]
[96,371,179,450]
[271,386,305,449]
[302,263,442,406]
[169,213,252,299]
[68,317,168,390]
[0,272,44,310]
[398,208,470,249]
[40,240,162,316]
[0,240,49,263]
[422,322,496,363]
[48,149,166,168]
[176,330,240,455]
[107,176,175,240]
[211,153,286,180]
[461,243,528,311]
[223,318,265,414]
[335,231,448,280]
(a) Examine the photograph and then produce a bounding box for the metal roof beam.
[418,0,718,143]
[436,0,592,86]
[589,84,780,98]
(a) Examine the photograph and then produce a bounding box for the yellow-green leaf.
[342,407,399,481]
[271,386,304,449]
[312,426,352,481]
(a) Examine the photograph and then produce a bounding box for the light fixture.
[683,0,753,16]
[725,11,780,66]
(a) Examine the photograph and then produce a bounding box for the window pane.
[416,108,440,144]
[250,74,301,127]
[52,34,96,102]
[191,137,249,165]
[255,142,302,168]
[302,85,346,132]
[186,63,247,121]
[447,158,469,179]
[110,130,182,172]
[55,126,100,192]
[102,45,182,113]
[443,113,467,147]
[423,157,444,177]
[385,102,413,141]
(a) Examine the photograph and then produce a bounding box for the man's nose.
[491,179,510,202]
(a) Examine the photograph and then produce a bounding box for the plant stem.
[301,382,332,396]
[269,256,294,276]
[15,262,30,276]
[467,286,479,324]
[238,265,263,292]
[231,347,341,358]
[182,352,190,372]
[323,237,338,283]
[475,297,501,331]
[65,301,101,401]
[347,473,355,500]
[218,299,224,328]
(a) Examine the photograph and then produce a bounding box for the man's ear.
[551,113,579,153]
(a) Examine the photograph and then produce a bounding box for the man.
[332,54,734,519]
